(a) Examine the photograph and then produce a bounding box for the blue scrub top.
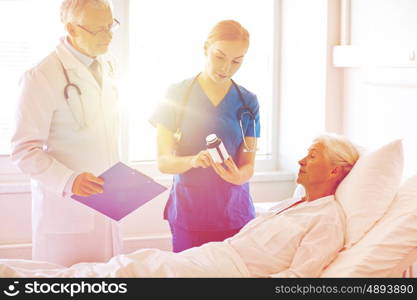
[149,77,261,231]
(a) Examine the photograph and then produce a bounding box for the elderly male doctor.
[10,0,122,267]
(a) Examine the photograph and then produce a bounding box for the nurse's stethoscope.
[174,74,259,152]
[60,61,87,130]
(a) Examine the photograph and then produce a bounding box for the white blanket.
[0,242,250,278]
[0,196,345,278]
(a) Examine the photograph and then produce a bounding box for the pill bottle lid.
[206,134,218,144]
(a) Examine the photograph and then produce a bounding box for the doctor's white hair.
[60,0,113,24]
[313,133,360,173]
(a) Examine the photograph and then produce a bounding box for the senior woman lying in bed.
[0,133,359,278]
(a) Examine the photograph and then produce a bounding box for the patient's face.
[297,142,334,186]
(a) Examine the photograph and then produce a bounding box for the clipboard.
[71,162,168,221]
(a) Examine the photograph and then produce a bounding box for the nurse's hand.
[211,157,243,185]
[72,172,104,197]
[191,150,211,168]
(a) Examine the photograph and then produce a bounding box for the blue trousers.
[169,223,242,253]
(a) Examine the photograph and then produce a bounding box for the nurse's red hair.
[205,20,250,47]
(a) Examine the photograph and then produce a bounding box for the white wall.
[341,0,417,275]
[343,0,417,179]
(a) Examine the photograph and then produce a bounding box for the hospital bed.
[255,174,417,278]
[2,173,415,278]
[259,139,417,277]
[0,140,416,278]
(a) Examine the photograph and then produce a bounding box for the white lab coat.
[10,38,122,267]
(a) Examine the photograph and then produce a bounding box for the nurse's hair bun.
[205,20,250,46]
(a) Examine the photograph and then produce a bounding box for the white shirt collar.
[63,36,95,67]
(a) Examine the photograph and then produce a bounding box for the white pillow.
[321,175,417,277]
[335,139,403,247]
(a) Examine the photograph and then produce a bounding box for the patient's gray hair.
[314,133,360,173]
[60,0,113,24]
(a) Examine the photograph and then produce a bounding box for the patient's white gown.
[0,195,345,277]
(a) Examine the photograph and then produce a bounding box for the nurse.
[150,20,261,252]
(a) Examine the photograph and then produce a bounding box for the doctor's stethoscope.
[60,61,88,130]
[174,74,259,152]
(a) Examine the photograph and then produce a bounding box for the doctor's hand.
[72,172,104,197]
[211,157,244,185]
[190,150,211,168]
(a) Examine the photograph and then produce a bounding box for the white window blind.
[126,0,275,164]
[0,0,63,155]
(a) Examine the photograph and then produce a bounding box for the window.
[0,0,279,174]
[126,0,277,170]
[0,0,63,155]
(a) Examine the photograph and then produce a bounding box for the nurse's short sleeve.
[148,84,182,133]
[244,94,261,138]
